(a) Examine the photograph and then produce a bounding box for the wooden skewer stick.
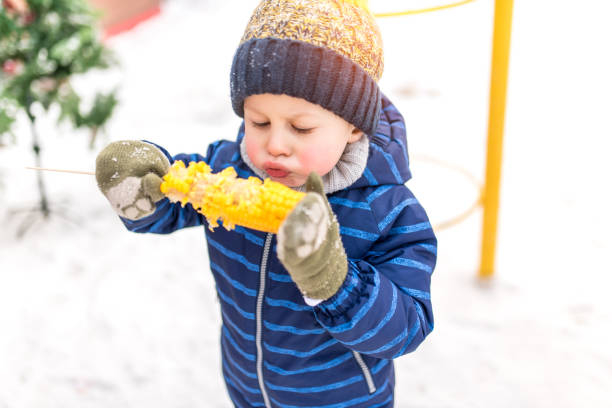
[26,166,95,176]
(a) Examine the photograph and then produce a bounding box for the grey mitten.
[277,172,348,301]
[95,140,170,220]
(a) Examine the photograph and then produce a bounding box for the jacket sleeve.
[120,142,214,234]
[313,186,436,359]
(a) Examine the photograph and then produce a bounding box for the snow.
[1,0,612,407]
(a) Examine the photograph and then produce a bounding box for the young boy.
[95,1,437,406]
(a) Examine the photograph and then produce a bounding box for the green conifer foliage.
[0,0,117,145]
[1,0,118,224]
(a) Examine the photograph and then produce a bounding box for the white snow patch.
[135,198,152,212]
[105,176,140,212]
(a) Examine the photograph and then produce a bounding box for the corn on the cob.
[160,161,305,233]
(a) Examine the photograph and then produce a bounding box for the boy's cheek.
[298,146,339,176]
[244,136,262,167]
[296,149,317,171]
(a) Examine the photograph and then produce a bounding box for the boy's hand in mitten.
[95,140,170,220]
[277,172,347,301]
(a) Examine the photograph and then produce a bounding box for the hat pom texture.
[230,0,384,136]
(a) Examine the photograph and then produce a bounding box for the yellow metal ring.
[373,0,476,18]
[411,154,483,232]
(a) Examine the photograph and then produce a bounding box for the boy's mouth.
[263,163,289,178]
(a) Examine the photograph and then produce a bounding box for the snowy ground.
[1,0,611,407]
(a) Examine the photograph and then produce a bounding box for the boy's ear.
[347,127,364,144]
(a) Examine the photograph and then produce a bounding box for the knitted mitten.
[277,172,348,301]
[95,140,170,220]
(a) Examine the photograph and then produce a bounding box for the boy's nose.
[266,128,290,157]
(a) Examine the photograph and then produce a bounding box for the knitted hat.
[230,0,384,136]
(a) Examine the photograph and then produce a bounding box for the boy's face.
[243,93,363,188]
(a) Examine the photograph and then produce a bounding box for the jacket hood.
[349,93,412,189]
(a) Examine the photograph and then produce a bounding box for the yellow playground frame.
[374,0,515,278]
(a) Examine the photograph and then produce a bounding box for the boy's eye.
[292,125,314,134]
[251,121,269,128]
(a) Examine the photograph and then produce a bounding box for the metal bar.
[373,0,476,18]
[480,0,514,278]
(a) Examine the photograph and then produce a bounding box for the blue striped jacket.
[122,95,437,407]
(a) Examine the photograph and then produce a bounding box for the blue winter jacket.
[122,95,437,408]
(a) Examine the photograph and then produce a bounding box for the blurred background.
[1,0,611,407]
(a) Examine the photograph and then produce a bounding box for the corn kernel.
[159,161,306,233]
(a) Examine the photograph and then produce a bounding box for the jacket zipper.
[352,351,376,394]
[256,233,273,408]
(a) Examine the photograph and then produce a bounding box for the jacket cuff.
[313,260,374,320]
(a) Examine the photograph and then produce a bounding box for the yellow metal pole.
[480,0,514,278]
